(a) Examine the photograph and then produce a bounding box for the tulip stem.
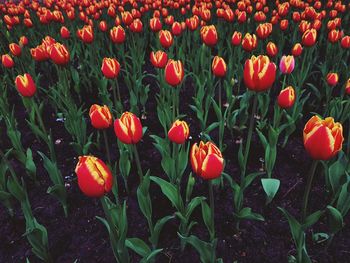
[242,94,258,178]
[208,180,215,241]
[132,144,143,182]
[281,74,287,90]
[103,130,111,165]
[32,98,47,135]
[218,79,222,109]
[302,160,318,221]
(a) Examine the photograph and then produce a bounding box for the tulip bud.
[291,43,303,57]
[341,36,350,49]
[279,55,295,74]
[19,36,29,46]
[114,112,143,144]
[278,86,295,109]
[2,54,14,68]
[326,72,339,86]
[243,55,276,92]
[200,25,218,46]
[212,56,227,77]
[75,156,113,197]
[159,30,173,49]
[9,43,21,57]
[89,104,113,129]
[99,20,107,32]
[165,59,184,86]
[303,116,343,160]
[101,57,120,79]
[168,120,190,144]
[190,141,224,180]
[266,42,278,57]
[60,26,70,39]
[15,73,37,97]
[150,50,168,68]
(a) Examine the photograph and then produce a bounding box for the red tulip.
[291,43,303,57]
[242,33,258,52]
[15,73,37,97]
[150,17,162,32]
[266,42,278,57]
[110,26,126,44]
[48,43,70,65]
[159,30,173,49]
[303,116,343,160]
[341,36,350,49]
[200,25,218,46]
[168,120,190,144]
[31,44,50,62]
[89,104,113,129]
[302,29,317,47]
[9,43,21,57]
[75,156,113,197]
[77,25,94,43]
[129,19,143,33]
[345,79,350,95]
[101,58,120,79]
[212,56,227,77]
[278,86,295,109]
[150,51,168,68]
[2,54,14,68]
[190,141,224,180]
[114,112,143,144]
[243,55,276,92]
[171,22,182,36]
[231,31,242,46]
[19,36,28,46]
[60,26,70,39]
[165,59,184,86]
[326,72,339,86]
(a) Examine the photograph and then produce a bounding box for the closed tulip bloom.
[243,55,277,92]
[9,43,21,57]
[150,17,162,32]
[77,25,94,43]
[150,50,168,68]
[15,73,37,97]
[278,86,295,109]
[266,42,278,57]
[101,58,120,79]
[159,30,173,48]
[200,25,218,46]
[190,141,224,180]
[171,22,182,36]
[345,79,350,95]
[242,33,258,52]
[291,43,303,57]
[326,72,339,86]
[19,36,28,46]
[49,43,70,65]
[114,112,143,144]
[168,120,190,144]
[212,56,227,77]
[231,31,242,46]
[279,55,295,74]
[2,54,14,68]
[89,104,113,129]
[303,116,343,160]
[165,59,184,86]
[341,36,350,49]
[328,29,342,43]
[129,19,143,33]
[31,44,49,62]
[75,156,113,197]
[60,26,70,39]
[99,21,108,32]
[110,26,126,44]
[302,29,317,47]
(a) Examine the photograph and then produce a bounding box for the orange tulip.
[168,120,190,144]
[190,141,224,180]
[303,116,343,160]
[75,156,113,197]
[243,55,276,92]
[89,104,113,129]
[114,112,143,144]
[15,73,37,97]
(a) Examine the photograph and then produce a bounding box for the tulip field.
[1,0,350,262]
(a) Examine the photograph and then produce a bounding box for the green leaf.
[243,172,263,189]
[328,154,347,194]
[25,148,36,178]
[326,205,343,234]
[278,207,302,245]
[261,178,280,202]
[151,215,174,247]
[126,238,151,258]
[302,210,323,229]
[236,207,264,221]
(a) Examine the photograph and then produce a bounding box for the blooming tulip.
[159,30,173,48]
[15,73,37,97]
[114,112,143,144]
[150,51,168,68]
[49,43,70,65]
[190,141,224,180]
[303,116,343,160]
[242,33,257,52]
[89,105,113,129]
[168,120,190,144]
[110,26,126,44]
[302,29,317,47]
[77,25,94,43]
[243,55,276,92]
[212,56,227,77]
[75,156,113,197]
[200,25,218,46]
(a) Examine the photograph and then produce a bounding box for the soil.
[0,61,349,263]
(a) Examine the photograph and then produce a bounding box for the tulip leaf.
[243,172,263,190]
[151,215,174,247]
[125,238,151,258]
[328,153,347,194]
[236,207,264,221]
[326,205,343,234]
[25,148,36,179]
[278,207,302,245]
[261,178,280,202]
[302,210,323,229]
